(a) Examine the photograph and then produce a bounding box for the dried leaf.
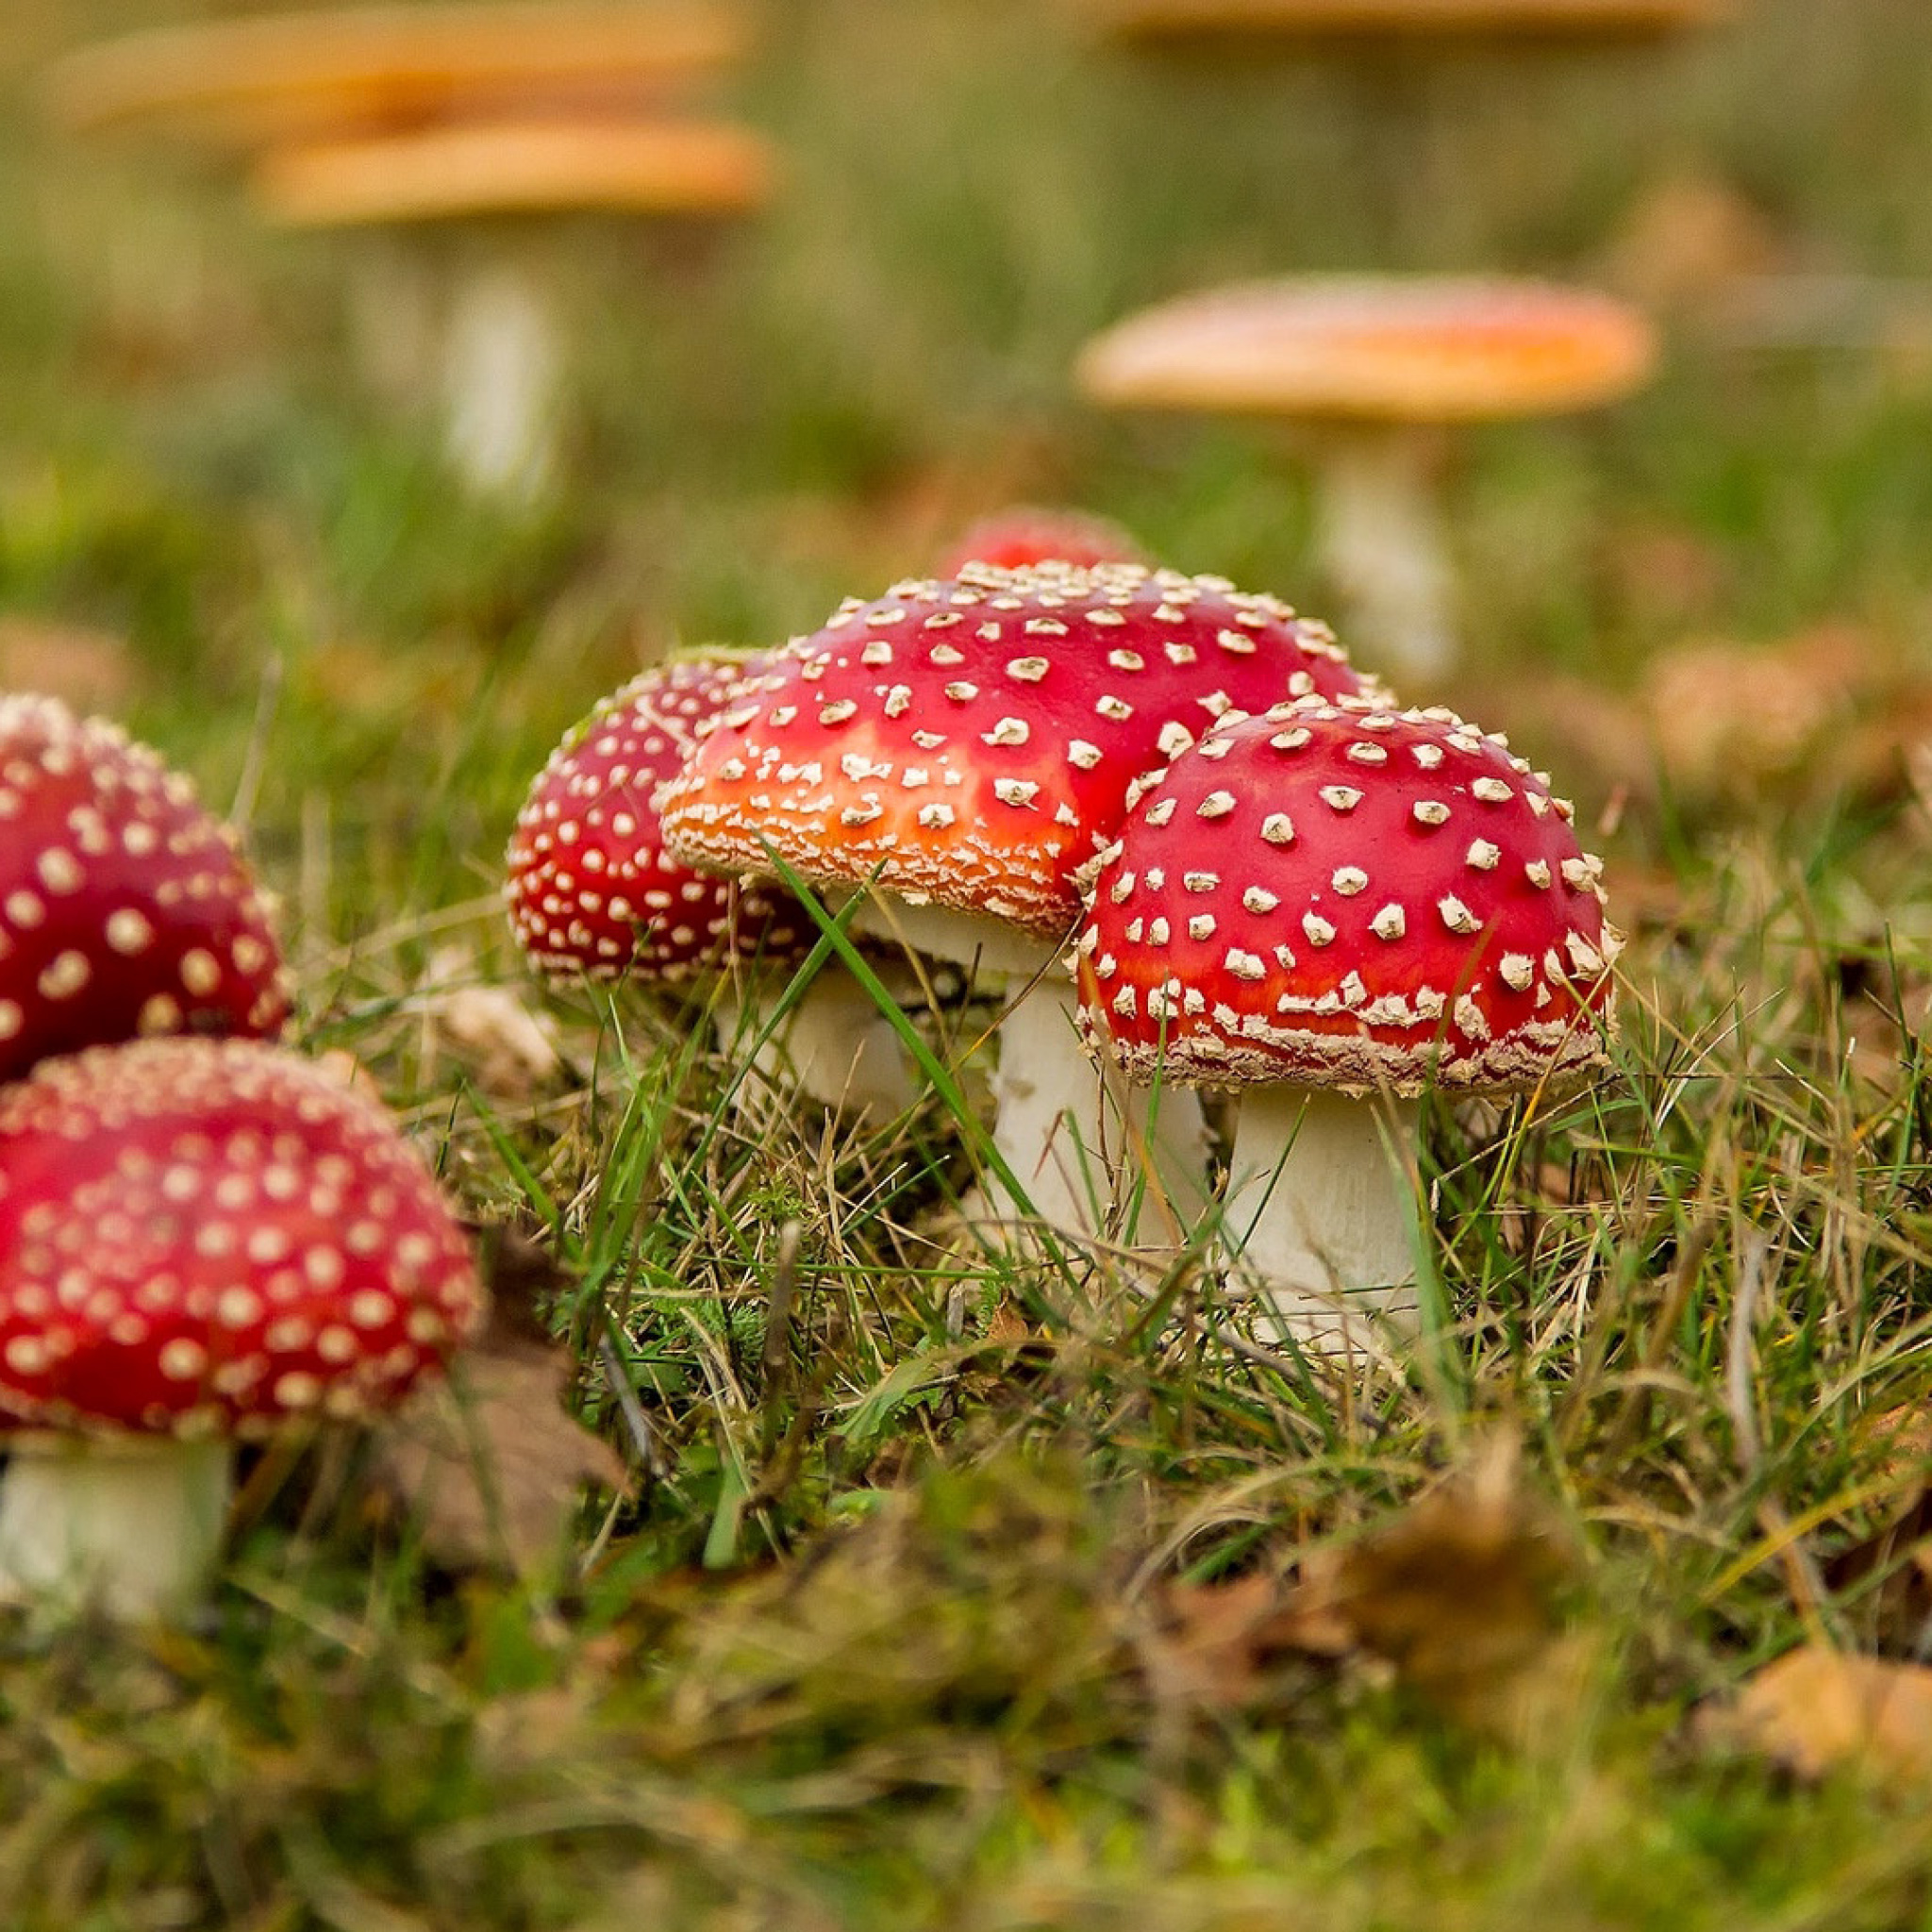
[1600,174,1786,315]
[1722,1647,1932,1783]
[375,1327,627,1574]
[1824,1407,1932,1652]
[1273,1440,1581,1726]
[0,616,142,713]
[372,1233,623,1573]
[1641,627,1874,799]
[1156,1440,1586,1733]
[421,945,563,1102]
[1153,1572,1291,1708]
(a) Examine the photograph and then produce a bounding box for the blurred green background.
[3,0,1931,929]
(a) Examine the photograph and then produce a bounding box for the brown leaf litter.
[1158,1438,1588,1736]
[371,1226,626,1574]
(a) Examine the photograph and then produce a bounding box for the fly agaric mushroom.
[507,657,922,1117]
[0,1036,485,1617]
[0,693,291,1087]
[936,507,1147,577]
[659,561,1382,1242]
[44,2,749,150]
[1076,276,1657,681]
[1079,0,1727,41]
[254,115,774,496]
[1075,695,1618,1345]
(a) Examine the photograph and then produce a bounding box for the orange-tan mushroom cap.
[1081,0,1727,42]
[1076,276,1658,425]
[43,3,750,148]
[255,115,774,227]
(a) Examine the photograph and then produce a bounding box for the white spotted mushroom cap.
[1075,697,1620,1095]
[506,657,813,982]
[658,562,1379,939]
[0,1037,485,1439]
[0,694,291,1086]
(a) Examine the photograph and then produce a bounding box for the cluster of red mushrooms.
[507,509,1622,1351]
[0,509,1620,1620]
[0,694,484,1618]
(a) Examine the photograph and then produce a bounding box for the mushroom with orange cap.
[0,693,291,1086]
[659,561,1384,1244]
[0,1037,486,1618]
[1075,694,1618,1346]
[1078,0,1726,42]
[1076,275,1657,680]
[42,2,750,151]
[253,113,774,495]
[507,656,924,1118]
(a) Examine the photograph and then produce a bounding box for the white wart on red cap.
[506,658,812,981]
[0,1037,485,1440]
[1077,698,1619,1094]
[0,695,291,1085]
[658,562,1378,938]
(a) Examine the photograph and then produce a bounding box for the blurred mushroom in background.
[1077,275,1657,685]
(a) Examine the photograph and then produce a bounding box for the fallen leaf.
[1824,1407,1932,1653]
[0,615,142,713]
[1157,1438,1586,1733]
[1275,1439,1581,1726]
[1154,1571,1304,1709]
[1641,628,1874,800]
[1599,173,1787,316]
[420,946,563,1102]
[1720,1646,1932,1783]
[372,1229,625,1573]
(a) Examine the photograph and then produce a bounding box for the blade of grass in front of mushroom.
[761,849,1092,1316]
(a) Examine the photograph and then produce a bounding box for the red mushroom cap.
[658,563,1379,939]
[0,695,291,1085]
[1075,697,1619,1093]
[506,657,813,981]
[0,1037,485,1440]
[936,507,1147,577]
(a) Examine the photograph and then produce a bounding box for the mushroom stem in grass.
[849,896,1211,1241]
[1221,1085,1421,1346]
[712,968,921,1119]
[990,975,1214,1241]
[1315,425,1456,683]
[443,258,561,498]
[0,1436,231,1620]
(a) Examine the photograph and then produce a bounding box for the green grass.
[6,0,1932,1924]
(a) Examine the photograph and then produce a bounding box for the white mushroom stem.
[989,973,1212,1241]
[441,258,563,499]
[1313,425,1457,683]
[711,967,923,1119]
[845,897,1212,1243]
[0,1435,232,1620]
[1220,1085,1422,1351]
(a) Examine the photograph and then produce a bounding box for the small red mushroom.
[936,507,1146,577]
[1076,695,1618,1345]
[660,562,1383,1239]
[0,694,291,1086]
[0,1036,486,1616]
[506,657,920,1115]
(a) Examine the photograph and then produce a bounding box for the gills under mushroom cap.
[0,1038,485,1439]
[0,695,291,1086]
[658,562,1378,938]
[506,656,811,981]
[1076,697,1620,1093]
